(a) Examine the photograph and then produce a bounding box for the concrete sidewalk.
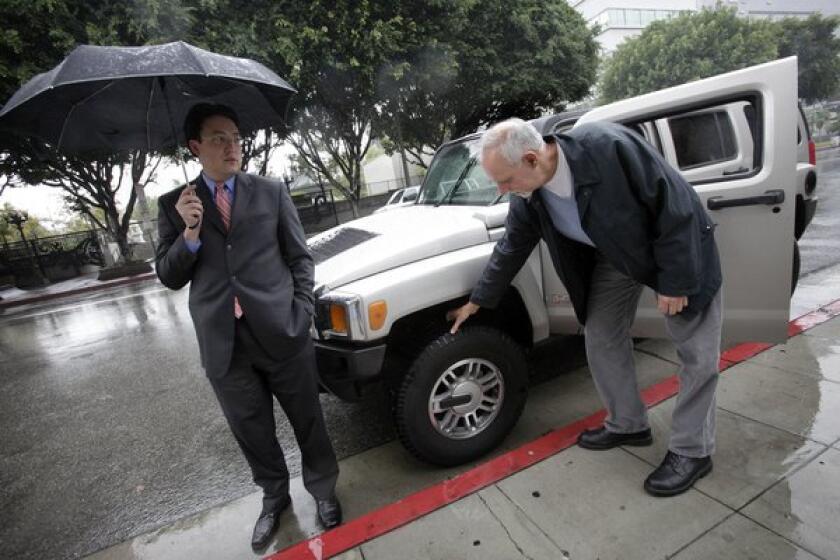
[87,265,840,560]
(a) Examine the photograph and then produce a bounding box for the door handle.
[707,189,785,211]
[722,166,749,176]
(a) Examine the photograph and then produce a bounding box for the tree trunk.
[114,229,132,262]
[105,209,132,262]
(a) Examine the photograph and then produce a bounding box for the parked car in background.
[307,57,803,467]
[374,185,420,214]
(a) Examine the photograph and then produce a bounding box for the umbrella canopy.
[0,41,296,155]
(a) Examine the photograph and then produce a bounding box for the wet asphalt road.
[800,148,840,277]
[0,285,399,560]
[1,151,838,560]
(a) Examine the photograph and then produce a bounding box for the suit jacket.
[155,172,315,377]
[470,121,721,324]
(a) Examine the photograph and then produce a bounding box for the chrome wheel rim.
[427,358,504,440]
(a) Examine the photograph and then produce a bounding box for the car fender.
[328,242,549,343]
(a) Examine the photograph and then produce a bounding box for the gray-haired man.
[449,118,722,496]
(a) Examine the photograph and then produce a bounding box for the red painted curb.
[0,272,158,310]
[268,298,840,560]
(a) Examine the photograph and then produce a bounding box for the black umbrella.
[0,40,295,179]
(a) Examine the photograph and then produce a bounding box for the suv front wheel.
[394,326,528,466]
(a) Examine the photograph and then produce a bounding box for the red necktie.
[215,182,243,318]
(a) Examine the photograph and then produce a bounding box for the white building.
[571,0,840,52]
[362,147,428,195]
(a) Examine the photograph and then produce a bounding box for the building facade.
[570,0,840,52]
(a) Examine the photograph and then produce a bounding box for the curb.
[0,272,158,310]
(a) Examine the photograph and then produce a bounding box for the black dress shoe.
[577,426,653,450]
[251,496,291,552]
[316,495,342,529]
[644,451,712,497]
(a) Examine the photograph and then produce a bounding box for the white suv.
[308,58,803,466]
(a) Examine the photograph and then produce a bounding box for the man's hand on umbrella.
[177,184,203,238]
[657,294,688,316]
[447,301,480,334]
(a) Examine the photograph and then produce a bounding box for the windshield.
[418,138,508,206]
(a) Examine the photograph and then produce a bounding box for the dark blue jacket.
[470,121,721,323]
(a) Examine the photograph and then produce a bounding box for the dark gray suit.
[156,172,338,509]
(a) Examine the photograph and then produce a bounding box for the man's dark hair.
[183,103,240,145]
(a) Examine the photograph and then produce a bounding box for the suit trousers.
[583,254,722,458]
[208,317,339,512]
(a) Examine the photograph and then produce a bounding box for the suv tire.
[394,326,528,466]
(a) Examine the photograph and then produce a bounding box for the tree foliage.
[280,0,423,214]
[599,8,840,104]
[190,0,599,206]
[6,141,162,258]
[599,8,777,103]
[378,0,599,167]
[0,202,53,244]
[776,14,840,104]
[3,0,602,226]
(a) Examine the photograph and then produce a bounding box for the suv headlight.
[316,292,366,340]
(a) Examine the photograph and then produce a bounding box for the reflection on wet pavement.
[716,361,840,446]
[0,284,393,560]
[741,448,840,560]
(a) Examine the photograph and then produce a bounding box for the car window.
[668,110,737,169]
[403,187,418,202]
[418,139,500,206]
[386,190,404,205]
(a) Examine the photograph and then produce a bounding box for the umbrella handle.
[177,155,191,187]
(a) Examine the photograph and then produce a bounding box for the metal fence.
[0,230,104,288]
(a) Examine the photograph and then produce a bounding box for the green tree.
[59,207,107,234]
[5,144,164,258]
[776,14,840,104]
[599,7,777,103]
[0,203,53,245]
[278,1,423,216]
[378,0,599,168]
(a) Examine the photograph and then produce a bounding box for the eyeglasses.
[202,133,242,147]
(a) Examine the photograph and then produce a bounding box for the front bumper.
[314,339,387,401]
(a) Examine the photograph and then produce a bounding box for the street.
[0,283,398,560]
[0,152,838,560]
[800,148,840,276]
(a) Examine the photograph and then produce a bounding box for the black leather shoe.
[644,451,712,497]
[577,426,653,450]
[316,495,342,529]
[251,496,291,552]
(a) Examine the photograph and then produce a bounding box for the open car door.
[571,57,798,342]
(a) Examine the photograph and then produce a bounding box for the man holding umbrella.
[0,41,343,551]
[155,103,342,550]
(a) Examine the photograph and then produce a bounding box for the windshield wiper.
[435,157,477,207]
